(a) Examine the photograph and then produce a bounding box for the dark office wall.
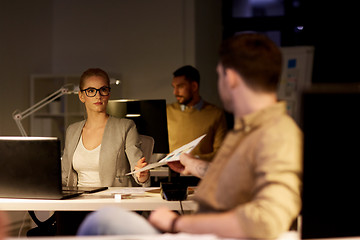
[0,0,223,136]
[51,0,189,101]
[0,0,53,136]
[195,0,223,107]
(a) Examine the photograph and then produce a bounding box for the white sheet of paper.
[126,134,206,175]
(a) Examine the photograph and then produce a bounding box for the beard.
[176,95,193,106]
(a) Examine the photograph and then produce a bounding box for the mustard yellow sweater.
[166,101,227,160]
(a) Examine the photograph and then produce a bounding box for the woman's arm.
[124,119,150,184]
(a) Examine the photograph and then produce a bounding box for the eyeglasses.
[80,86,111,97]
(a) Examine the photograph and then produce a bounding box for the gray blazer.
[61,116,145,187]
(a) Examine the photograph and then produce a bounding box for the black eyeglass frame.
[80,86,111,97]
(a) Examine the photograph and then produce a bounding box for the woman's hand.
[134,157,149,183]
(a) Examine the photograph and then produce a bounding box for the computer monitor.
[301,84,360,239]
[106,99,169,154]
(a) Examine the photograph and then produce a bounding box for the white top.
[73,136,101,187]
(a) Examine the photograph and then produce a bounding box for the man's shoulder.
[202,101,225,113]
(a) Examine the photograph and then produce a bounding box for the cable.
[179,200,184,215]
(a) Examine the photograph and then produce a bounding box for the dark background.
[221,0,360,84]
[222,1,360,238]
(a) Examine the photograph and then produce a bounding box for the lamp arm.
[14,117,28,137]
[12,83,77,137]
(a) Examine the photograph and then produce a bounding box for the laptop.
[0,136,107,199]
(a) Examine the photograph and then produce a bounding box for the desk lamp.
[12,79,120,137]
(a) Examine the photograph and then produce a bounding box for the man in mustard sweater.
[167,65,228,161]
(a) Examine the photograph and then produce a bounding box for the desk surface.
[5,231,300,240]
[5,233,224,240]
[0,187,198,212]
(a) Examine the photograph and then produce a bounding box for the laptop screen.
[0,136,63,199]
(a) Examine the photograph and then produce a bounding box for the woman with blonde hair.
[62,68,149,187]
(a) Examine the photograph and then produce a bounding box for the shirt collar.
[180,98,204,111]
[234,101,287,132]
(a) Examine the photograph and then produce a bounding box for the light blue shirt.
[180,98,204,111]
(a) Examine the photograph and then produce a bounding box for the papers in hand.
[126,134,206,175]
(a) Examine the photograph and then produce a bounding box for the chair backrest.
[139,134,154,164]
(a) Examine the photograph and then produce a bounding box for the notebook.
[0,136,107,199]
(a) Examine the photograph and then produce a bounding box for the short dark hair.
[219,33,282,93]
[80,68,110,90]
[173,65,200,85]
